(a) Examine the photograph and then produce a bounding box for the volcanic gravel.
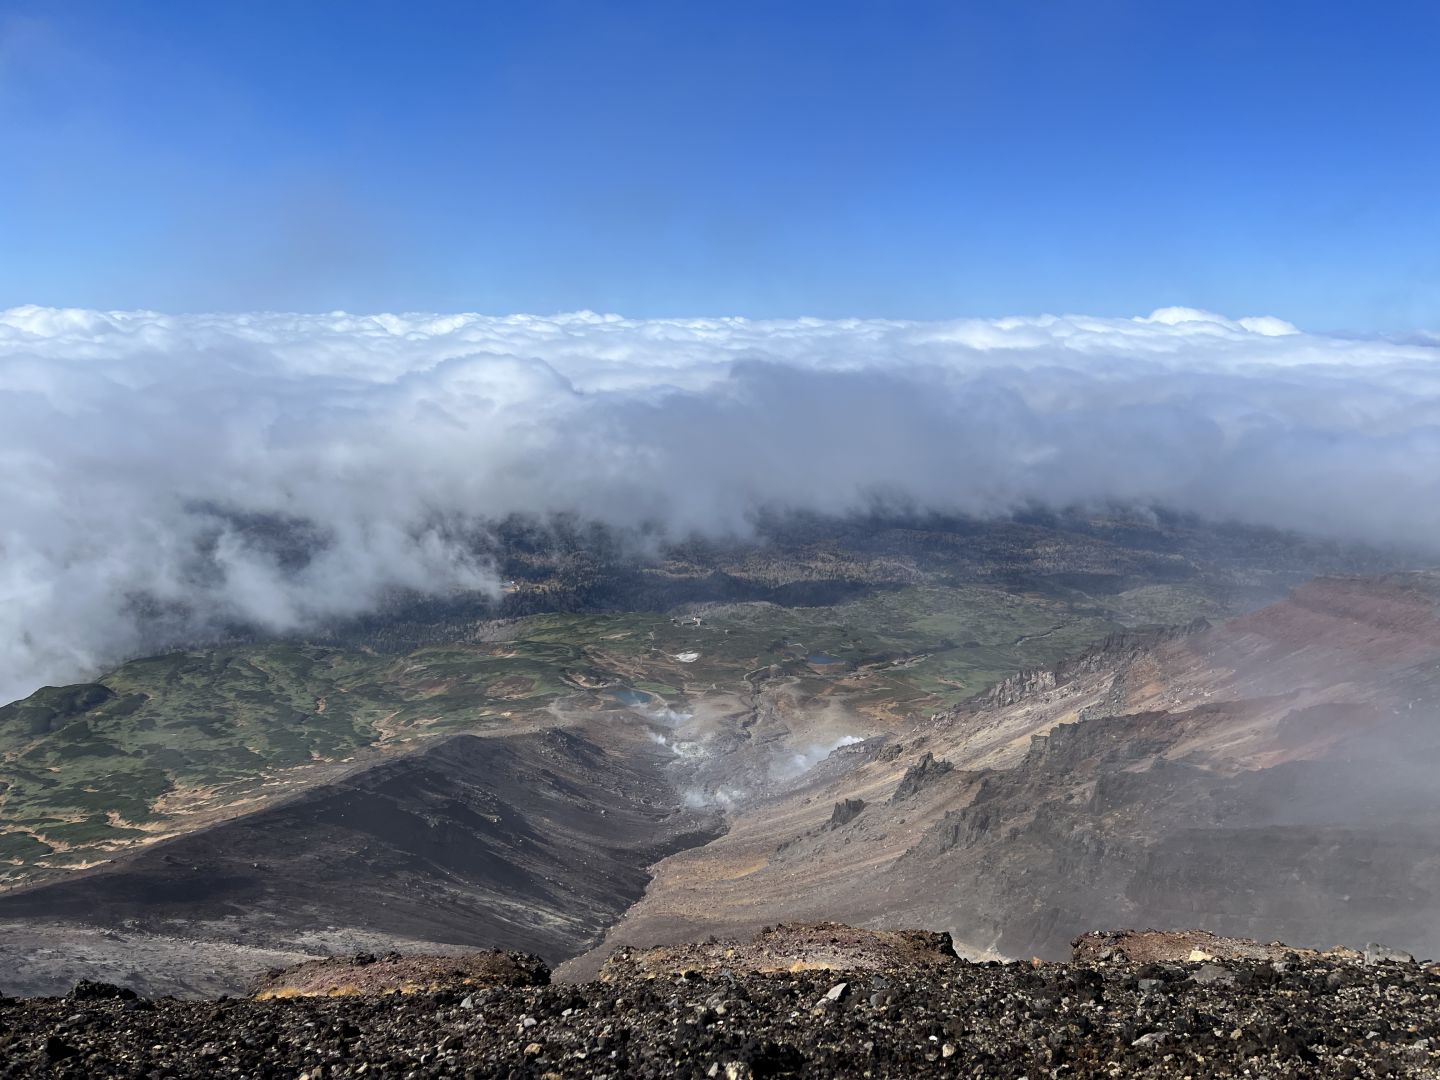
[3,956,1440,1078]
[599,923,961,980]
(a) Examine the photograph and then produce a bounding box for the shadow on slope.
[0,724,721,974]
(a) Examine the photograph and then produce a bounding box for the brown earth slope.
[563,574,1440,976]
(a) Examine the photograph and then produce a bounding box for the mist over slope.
[3,304,1438,703]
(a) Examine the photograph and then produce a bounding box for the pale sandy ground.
[0,920,316,998]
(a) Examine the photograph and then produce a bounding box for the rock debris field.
[2,928,1440,1078]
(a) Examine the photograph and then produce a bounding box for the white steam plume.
[3,303,1439,703]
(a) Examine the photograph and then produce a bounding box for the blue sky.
[1,0,1437,328]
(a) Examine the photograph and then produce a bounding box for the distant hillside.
[0,515,1421,995]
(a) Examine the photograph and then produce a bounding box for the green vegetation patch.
[0,581,1150,882]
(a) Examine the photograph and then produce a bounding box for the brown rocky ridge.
[251,949,549,1000]
[1070,929,1413,967]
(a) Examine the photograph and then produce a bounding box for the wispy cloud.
[1,304,1437,703]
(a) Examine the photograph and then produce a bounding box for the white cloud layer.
[3,303,1439,704]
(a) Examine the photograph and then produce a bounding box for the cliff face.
[899,709,1440,959]
[968,620,1210,710]
[905,580,1440,959]
[568,576,1440,970]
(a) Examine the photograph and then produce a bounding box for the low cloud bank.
[2,304,1438,703]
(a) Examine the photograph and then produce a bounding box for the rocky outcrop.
[827,798,866,828]
[598,922,959,980]
[889,752,954,802]
[962,620,1210,711]
[1072,928,1324,965]
[252,950,549,999]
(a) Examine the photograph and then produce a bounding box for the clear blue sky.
[2,0,1437,328]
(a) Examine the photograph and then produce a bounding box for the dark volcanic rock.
[1,952,1436,1078]
[889,752,954,801]
[827,798,866,828]
[65,980,137,1002]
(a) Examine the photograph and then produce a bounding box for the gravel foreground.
[4,956,1440,1079]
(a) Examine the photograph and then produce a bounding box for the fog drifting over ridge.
[2,303,1439,705]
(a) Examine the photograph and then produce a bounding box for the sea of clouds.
[3,303,1439,704]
